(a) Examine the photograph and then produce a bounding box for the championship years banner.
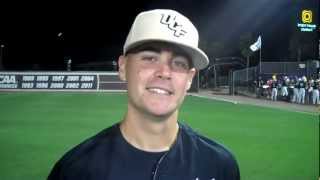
[0,73,98,90]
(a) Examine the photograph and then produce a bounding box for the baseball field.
[0,92,318,180]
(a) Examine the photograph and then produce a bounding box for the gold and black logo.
[302,10,312,23]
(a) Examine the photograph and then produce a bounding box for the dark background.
[0,0,318,71]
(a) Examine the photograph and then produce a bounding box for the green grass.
[0,92,318,180]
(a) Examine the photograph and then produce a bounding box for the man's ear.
[186,68,196,90]
[118,55,127,81]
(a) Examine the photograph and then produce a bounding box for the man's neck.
[120,109,179,152]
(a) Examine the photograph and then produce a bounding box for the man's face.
[118,42,196,119]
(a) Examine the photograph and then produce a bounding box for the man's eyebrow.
[138,46,162,53]
[139,45,189,59]
[126,43,193,67]
[170,48,193,67]
[126,45,162,55]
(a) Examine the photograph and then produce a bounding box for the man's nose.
[155,58,172,80]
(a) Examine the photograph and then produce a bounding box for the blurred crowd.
[255,73,320,106]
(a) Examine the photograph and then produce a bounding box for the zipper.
[152,123,180,180]
[152,151,169,180]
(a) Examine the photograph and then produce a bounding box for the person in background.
[256,75,264,98]
[291,76,300,103]
[306,78,314,104]
[298,76,307,104]
[271,74,278,101]
[312,78,320,105]
[281,76,289,101]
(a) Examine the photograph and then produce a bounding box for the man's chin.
[146,109,177,122]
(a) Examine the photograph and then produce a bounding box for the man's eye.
[142,56,157,62]
[172,59,189,70]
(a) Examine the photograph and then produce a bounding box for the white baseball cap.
[123,9,209,70]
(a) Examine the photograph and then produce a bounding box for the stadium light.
[57,32,63,37]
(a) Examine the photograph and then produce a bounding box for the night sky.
[0,0,318,70]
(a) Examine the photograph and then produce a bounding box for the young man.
[48,9,240,180]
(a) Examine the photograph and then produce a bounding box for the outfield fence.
[0,71,201,92]
[0,71,126,92]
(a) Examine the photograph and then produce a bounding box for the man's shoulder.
[179,122,238,164]
[63,123,118,161]
[47,123,120,179]
[178,122,240,179]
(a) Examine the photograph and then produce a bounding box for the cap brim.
[124,39,209,70]
[179,44,209,70]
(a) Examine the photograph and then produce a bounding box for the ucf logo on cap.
[160,14,187,37]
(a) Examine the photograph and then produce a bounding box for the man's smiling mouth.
[146,87,173,95]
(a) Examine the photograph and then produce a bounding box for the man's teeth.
[148,88,171,95]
